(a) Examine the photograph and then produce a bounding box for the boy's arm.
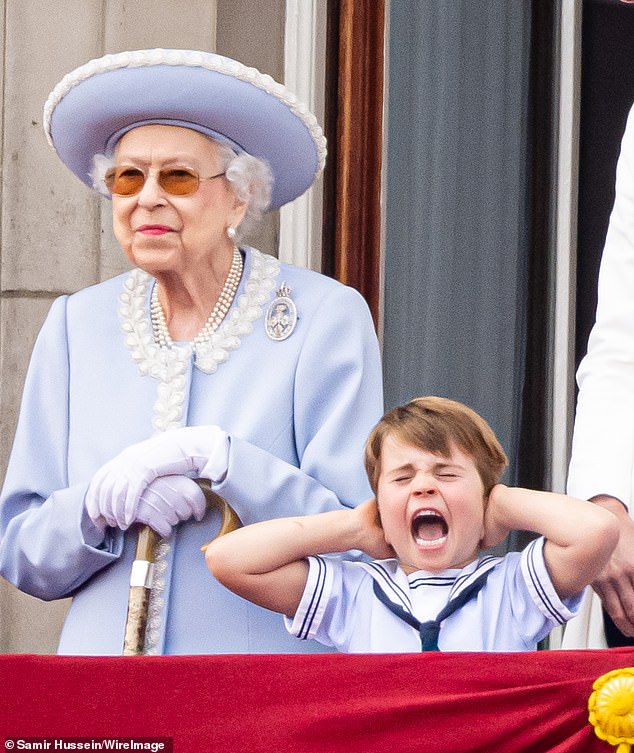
[204,499,393,617]
[483,484,620,599]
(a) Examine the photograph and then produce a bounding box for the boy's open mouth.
[411,510,448,546]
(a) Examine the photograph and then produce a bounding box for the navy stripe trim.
[366,562,413,611]
[372,579,421,632]
[297,555,328,639]
[409,576,456,590]
[449,557,501,600]
[525,540,567,624]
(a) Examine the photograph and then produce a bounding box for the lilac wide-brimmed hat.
[43,49,327,211]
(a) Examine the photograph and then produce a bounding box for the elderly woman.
[0,49,383,655]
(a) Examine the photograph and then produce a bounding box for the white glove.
[134,475,207,538]
[85,426,229,530]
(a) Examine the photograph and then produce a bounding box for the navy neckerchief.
[372,564,494,651]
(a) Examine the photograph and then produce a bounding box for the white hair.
[90,135,273,243]
[90,153,114,197]
[213,141,273,242]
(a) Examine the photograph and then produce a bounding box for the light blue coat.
[0,248,383,654]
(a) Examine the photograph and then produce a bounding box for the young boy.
[205,397,619,652]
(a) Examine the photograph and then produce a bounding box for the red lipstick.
[136,225,173,235]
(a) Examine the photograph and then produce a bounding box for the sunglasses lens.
[159,168,199,195]
[105,167,145,196]
[104,167,201,196]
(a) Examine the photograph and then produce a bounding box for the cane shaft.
[135,525,160,562]
[123,586,153,655]
[123,525,160,656]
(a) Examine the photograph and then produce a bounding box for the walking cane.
[122,480,241,655]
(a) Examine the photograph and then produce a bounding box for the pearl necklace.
[150,247,243,348]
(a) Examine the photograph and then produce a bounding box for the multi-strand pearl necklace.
[150,247,243,348]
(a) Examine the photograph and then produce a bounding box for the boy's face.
[376,435,486,574]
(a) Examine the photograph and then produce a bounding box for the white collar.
[118,247,280,432]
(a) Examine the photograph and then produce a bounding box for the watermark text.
[4,739,172,752]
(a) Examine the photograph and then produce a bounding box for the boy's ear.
[477,494,488,548]
[374,496,383,526]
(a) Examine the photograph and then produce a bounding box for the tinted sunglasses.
[104,166,226,196]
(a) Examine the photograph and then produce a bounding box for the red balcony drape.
[3,648,634,752]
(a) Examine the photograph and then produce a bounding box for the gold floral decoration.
[589,668,634,752]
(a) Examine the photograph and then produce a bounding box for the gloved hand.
[134,475,207,538]
[85,426,229,530]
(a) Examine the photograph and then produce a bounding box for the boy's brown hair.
[364,396,508,496]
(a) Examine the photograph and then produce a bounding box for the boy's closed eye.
[393,475,413,483]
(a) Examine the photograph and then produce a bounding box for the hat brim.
[45,50,326,210]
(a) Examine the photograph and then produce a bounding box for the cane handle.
[196,479,241,550]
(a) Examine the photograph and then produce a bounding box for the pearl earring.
[227,226,236,240]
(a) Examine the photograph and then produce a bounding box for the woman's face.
[111,125,246,276]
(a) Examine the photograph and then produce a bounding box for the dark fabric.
[372,567,493,651]
[603,608,634,648]
[3,650,634,752]
[383,3,531,489]
[576,1,634,366]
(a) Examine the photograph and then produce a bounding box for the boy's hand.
[480,483,512,550]
[354,498,396,560]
